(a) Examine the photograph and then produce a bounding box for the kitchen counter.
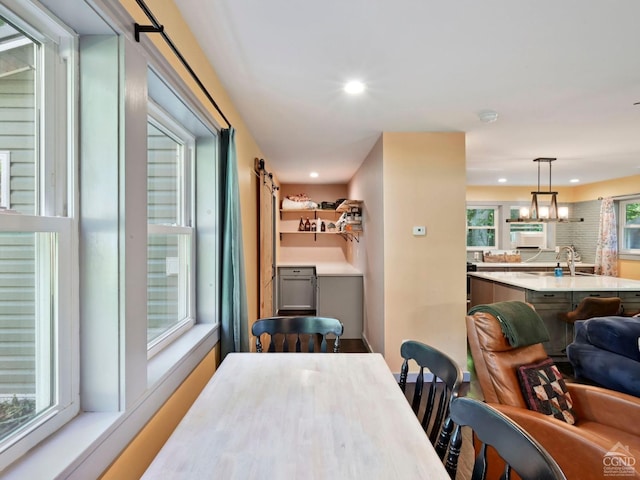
[468,271,640,292]
[276,262,363,338]
[470,262,595,269]
[277,261,362,276]
[468,271,640,358]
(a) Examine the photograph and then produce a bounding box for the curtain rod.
[598,194,640,201]
[133,0,232,129]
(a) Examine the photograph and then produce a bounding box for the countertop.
[278,261,363,276]
[468,271,640,292]
[470,262,596,268]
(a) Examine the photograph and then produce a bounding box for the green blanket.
[468,301,550,347]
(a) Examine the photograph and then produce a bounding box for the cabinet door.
[278,275,316,311]
[525,291,572,359]
[317,276,363,339]
[620,291,640,316]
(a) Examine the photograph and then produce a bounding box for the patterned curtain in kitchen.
[595,197,618,276]
[220,127,249,358]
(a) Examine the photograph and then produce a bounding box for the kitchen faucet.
[556,246,576,276]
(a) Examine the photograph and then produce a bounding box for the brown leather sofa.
[467,308,640,480]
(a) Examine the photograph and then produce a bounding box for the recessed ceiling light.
[498,178,507,183]
[570,178,580,183]
[309,171,319,178]
[344,80,365,95]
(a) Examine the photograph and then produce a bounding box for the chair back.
[443,397,567,480]
[251,316,344,353]
[398,340,463,447]
[558,296,622,323]
[466,309,548,407]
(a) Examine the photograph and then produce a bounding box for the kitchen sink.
[524,271,595,277]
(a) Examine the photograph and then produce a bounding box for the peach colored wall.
[348,136,385,354]
[278,184,350,263]
[120,0,262,325]
[466,185,577,202]
[382,132,467,372]
[100,347,219,479]
[572,174,640,202]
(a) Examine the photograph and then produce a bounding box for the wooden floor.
[336,338,369,353]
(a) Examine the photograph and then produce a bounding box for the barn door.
[256,158,277,318]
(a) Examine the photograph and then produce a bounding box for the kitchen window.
[467,207,498,249]
[620,199,640,253]
[147,103,196,357]
[508,207,547,249]
[0,4,77,469]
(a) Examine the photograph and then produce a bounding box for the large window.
[0,5,77,469]
[147,104,196,357]
[467,207,498,249]
[620,199,640,253]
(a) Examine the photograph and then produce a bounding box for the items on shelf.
[298,217,305,231]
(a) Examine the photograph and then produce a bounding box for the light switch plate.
[412,226,426,236]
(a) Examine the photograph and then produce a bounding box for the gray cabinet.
[317,275,363,339]
[620,291,640,316]
[525,290,573,359]
[277,267,316,313]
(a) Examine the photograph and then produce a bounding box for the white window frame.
[0,2,78,470]
[0,151,9,208]
[466,206,498,250]
[619,198,640,255]
[146,102,196,358]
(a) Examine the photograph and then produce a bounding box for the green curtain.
[220,127,249,358]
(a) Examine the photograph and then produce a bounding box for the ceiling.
[175,0,640,186]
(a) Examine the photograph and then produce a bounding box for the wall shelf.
[279,201,362,242]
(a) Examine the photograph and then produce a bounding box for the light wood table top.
[142,353,450,479]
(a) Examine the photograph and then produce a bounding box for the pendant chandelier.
[506,158,584,223]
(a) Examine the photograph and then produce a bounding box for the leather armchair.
[467,308,640,480]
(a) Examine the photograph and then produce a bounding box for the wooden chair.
[251,316,344,353]
[398,340,463,447]
[444,396,567,480]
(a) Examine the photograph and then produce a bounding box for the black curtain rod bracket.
[133,0,232,129]
[134,23,164,43]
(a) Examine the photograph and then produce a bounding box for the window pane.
[0,231,54,442]
[624,228,640,250]
[0,19,38,215]
[625,203,640,224]
[147,232,191,344]
[467,228,495,247]
[467,208,494,227]
[147,123,181,225]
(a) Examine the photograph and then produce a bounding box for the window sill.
[2,323,219,480]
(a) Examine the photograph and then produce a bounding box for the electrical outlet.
[555,246,560,253]
[412,226,426,236]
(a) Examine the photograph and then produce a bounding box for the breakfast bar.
[468,271,640,358]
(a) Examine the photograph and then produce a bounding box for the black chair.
[251,316,344,353]
[443,397,567,480]
[398,340,463,446]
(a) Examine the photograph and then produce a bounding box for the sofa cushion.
[517,357,577,425]
[585,316,640,362]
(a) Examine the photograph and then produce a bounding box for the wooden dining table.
[142,353,451,479]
